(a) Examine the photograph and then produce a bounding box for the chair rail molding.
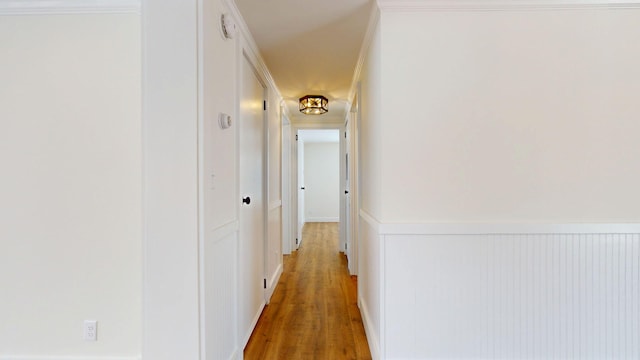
[359,210,640,235]
[376,0,640,11]
[0,0,141,15]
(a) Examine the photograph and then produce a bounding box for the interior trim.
[376,0,640,11]
[0,357,140,360]
[0,0,141,15]
[268,200,282,211]
[359,209,640,235]
[211,220,239,244]
[358,297,381,360]
[225,0,281,101]
[348,4,379,103]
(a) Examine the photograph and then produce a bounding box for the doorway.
[293,128,344,253]
[238,53,266,345]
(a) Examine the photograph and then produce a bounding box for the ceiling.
[233,0,374,122]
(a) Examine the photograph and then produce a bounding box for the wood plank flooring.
[244,222,372,360]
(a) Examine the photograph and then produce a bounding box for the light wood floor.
[244,222,372,360]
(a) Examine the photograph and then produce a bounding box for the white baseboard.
[240,301,265,350]
[305,217,339,223]
[264,263,283,304]
[0,357,140,360]
[358,297,380,360]
[229,348,242,360]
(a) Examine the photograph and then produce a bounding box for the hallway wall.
[379,6,640,223]
[144,0,284,357]
[356,10,383,360]
[356,2,640,359]
[0,11,141,359]
[201,0,240,358]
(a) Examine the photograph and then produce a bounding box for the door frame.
[289,121,346,253]
[237,48,269,347]
[281,109,293,255]
[347,91,360,275]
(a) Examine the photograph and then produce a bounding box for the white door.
[348,93,359,276]
[344,120,352,269]
[239,55,265,342]
[296,135,305,249]
[281,119,292,254]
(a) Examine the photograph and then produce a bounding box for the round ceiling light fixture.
[299,95,328,115]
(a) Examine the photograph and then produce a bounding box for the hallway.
[244,222,371,359]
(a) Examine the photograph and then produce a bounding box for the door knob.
[300,187,305,190]
[242,196,251,205]
[345,190,349,194]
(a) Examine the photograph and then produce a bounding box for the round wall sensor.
[219,113,232,129]
[220,14,237,40]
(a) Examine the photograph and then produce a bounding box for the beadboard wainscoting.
[359,211,640,360]
[359,215,383,360]
[203,221,240,360]
[266,201,284,302]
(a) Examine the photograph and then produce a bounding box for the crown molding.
[348,3,379,104]
[224,0,283,102]
[376,0,640,11]
[0,0,141,15]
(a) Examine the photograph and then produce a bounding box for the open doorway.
[295,129,341,249]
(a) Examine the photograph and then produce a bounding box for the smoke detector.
[220,13,237,40]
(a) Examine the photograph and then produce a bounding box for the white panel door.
[239,55,265,343]
[281,121,292,254]
[345,120,352,272]
[296,136,305,248]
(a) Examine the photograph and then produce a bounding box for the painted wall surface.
[204,0,239,231]
[354,5,640,359]
[379,8,640,223]
[356,13,383,360]
[201,0,240,359]
[303,142,340,222]
[143,0,201,358]
[0,14,141,358]
[358,16,383,222]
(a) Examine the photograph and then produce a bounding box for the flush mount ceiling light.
[299,95,328,115]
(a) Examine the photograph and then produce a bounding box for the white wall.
[0,1,282,359]
[0,13,141,359]
[358,15,383,222]
[201,0,241,358]
[356,11,382,360]
[304,142,340,222]
[379,7,640,223]
[142,0,200,358]
[145,0,283,357]
[355,3,640,359]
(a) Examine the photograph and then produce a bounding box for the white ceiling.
[234,0,374,122]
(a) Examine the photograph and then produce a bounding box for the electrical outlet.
[84,320,97,341]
